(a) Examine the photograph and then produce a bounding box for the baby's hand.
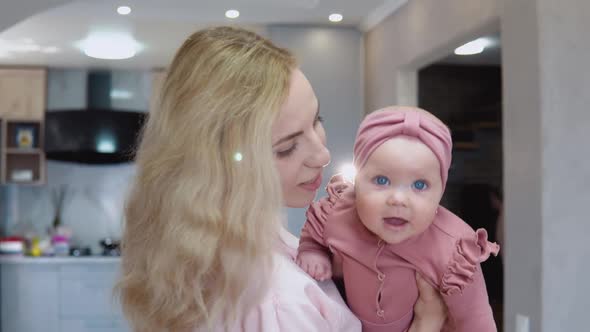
[296,251,333,281]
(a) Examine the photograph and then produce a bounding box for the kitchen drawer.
[1,264,60,332]
[59,264,122,317]
[60,264,120,278]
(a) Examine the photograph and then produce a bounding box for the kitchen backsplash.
[2,161,135,254]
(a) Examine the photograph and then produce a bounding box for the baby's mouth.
[383,217,409,227]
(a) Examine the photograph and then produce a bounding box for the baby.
[297,106,499,332]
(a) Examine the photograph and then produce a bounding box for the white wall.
[502,0,590,331]
[46,69,87,110]
[110,70,152,111]
[268,26,363,235]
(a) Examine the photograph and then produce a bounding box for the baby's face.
[354,136,443,244]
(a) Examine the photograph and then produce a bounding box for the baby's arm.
[297,196,334,281]
[296,250,332,281]
[441,229,500,331]
[298,175,352,281]
[442,265,496,331]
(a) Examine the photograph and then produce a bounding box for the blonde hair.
[116,26,297,331]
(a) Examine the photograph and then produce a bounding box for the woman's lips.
[299,174,322,191]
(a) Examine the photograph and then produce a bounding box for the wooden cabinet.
[0,69,45,120]
[0,68,46,185]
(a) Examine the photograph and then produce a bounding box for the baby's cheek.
[356,194,376,213]
[413,210,436,231]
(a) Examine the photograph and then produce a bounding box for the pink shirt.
[299,179,500,332]
[198,226,362,331]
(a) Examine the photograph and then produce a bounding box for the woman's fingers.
[413,271,447,329]
[416,272,438,300]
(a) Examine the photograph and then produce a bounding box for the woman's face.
[272,69,330,208]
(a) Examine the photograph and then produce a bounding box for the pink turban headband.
[353,106,453,189]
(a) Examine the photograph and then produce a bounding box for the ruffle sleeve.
[441,228,500,296]
[298,175,350,252]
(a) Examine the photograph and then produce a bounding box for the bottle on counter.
[29,237,42,257]
[52,235,70,257]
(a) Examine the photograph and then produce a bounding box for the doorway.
[417,31,505,331]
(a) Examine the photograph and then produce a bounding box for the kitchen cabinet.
[0,68,45,120]
[0,257,129,332]
[0,68,46,185]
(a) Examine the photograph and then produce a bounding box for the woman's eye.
[276,144,297,158]
[412,180,428,191]
[373,175,390,186]
[314,115,324,125]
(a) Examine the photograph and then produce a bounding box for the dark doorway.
[418,32,504,331]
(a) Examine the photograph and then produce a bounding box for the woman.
[116,26,446,332]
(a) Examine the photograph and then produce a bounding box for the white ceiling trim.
[0,0,72,32]
[359,0,408,32]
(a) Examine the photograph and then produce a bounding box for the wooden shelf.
[6,148,43,154]
[3,152,43,183]
[0,68,47,185]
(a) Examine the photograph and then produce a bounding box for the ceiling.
[438,32,501,66]
[0,0,408,69]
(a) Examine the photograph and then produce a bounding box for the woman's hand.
[409,273,447,332]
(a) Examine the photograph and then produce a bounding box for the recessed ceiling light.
[78,32,142,60]
[117,6,131,15]
[329,13,343,23]
[454,38,491,55]
[225,9,240,19]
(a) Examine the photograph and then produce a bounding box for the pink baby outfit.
[299,180,499,332]
[299,106,500,332]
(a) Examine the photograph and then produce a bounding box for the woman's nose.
[305,134,331,168]
[310,143,331,168]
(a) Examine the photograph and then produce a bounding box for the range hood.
[45,70,147,164]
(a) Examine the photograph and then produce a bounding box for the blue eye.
[374,176,390,186]
[413,180,428,191]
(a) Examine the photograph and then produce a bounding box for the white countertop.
[0,255,121,264]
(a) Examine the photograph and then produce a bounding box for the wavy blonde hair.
[116,26,297,331]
